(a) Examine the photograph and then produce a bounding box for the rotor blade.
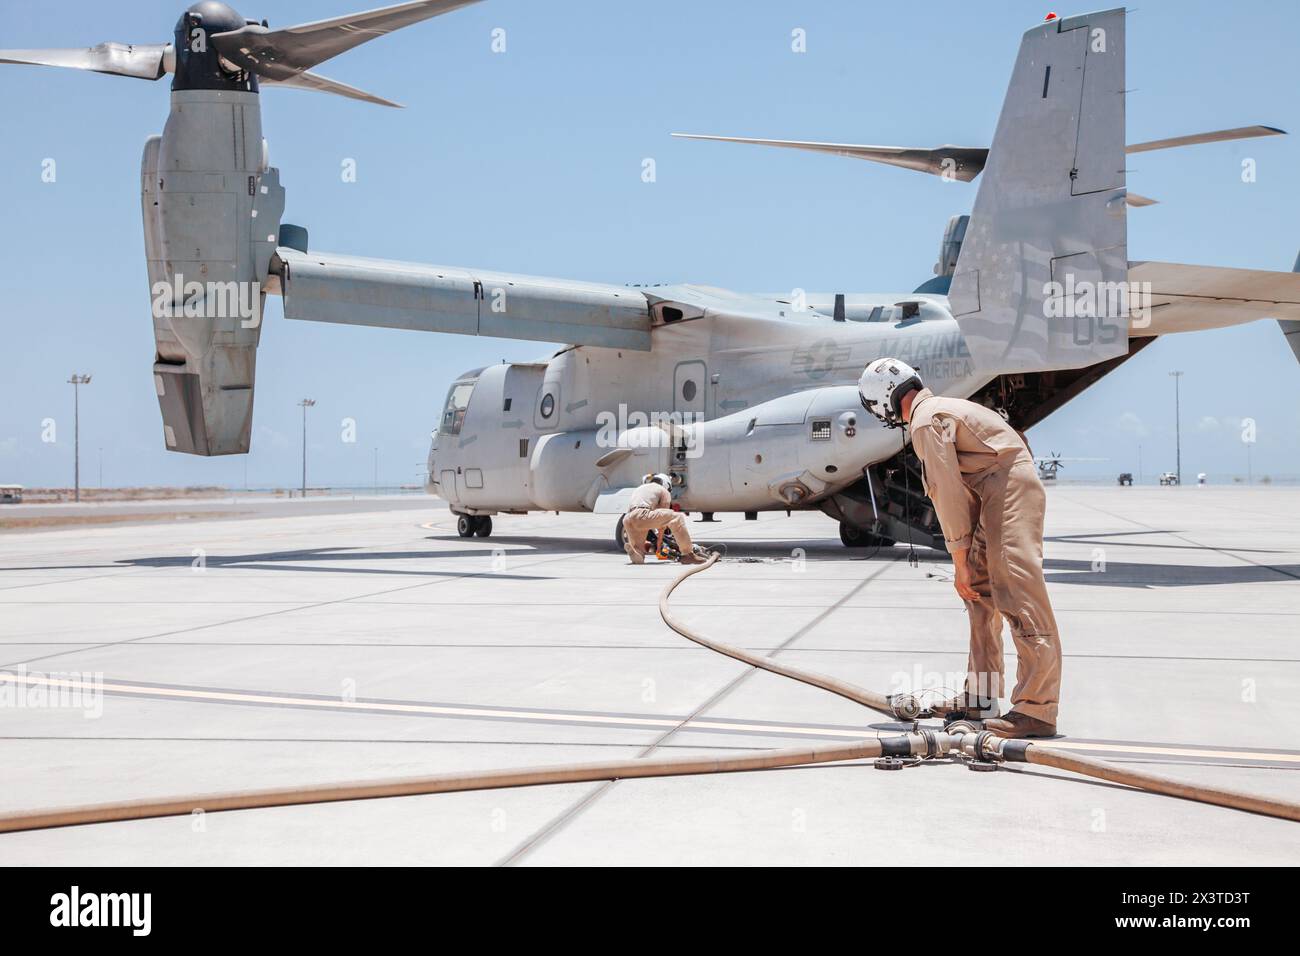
[263,70,401,108]
[211,0,482,81]
[1126,125,1285,154]
[674,125,1285,185]
[671,133,988,181]
[0,42,168,80]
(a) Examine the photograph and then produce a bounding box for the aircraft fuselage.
[427,297,991,516]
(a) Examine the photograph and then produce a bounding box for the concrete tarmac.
[0,486,1297,865]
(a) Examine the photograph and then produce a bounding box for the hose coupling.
[890,694,924,721]
[974,730,1001,763]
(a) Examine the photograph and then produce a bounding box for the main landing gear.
[838,522,895,549]
[456,514,493,538]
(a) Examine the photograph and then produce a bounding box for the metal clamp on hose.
[919,728,941,759]
[962,731,997,772]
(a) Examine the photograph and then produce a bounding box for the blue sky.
[1,0,1297,488]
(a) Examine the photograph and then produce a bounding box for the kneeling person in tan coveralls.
[623,473,705,566]
[859,358,1062,738]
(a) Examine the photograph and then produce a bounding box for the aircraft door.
[671,360,707,494]
[439,469,459,503]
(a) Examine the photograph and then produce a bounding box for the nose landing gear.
[456,514,493,538]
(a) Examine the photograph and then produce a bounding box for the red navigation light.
[1045,12,1058,20]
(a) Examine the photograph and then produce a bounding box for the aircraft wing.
[272,248,652,350]
[1128,261,1300,336]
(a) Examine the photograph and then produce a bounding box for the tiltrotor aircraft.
[6,2,1300,549]
[1032,453,1107,482]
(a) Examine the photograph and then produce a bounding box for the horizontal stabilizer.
[1129,261,1300,336]
[273,248,652,350]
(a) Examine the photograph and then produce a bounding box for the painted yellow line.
[3,672,1296,764]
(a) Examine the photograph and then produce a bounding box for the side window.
[440,381,475,435]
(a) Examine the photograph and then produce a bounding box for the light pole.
[67,374,91,502]
[298,398,315,498]
[1169,371,1183,484]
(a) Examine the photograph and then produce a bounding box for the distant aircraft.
[4,3,1298,550]
[1035,453,1108,482]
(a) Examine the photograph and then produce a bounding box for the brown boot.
[983,710,1056,739]
[677,551,706,566]
[624,538,645,565]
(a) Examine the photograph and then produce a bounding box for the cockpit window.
[440,381,476,435]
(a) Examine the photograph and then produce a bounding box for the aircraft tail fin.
[1282,252,1300,363]
[949,8,1130,374]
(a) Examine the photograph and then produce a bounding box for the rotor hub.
[172,1,259,94]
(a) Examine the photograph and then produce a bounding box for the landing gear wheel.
[839,522,894,548]
[457,514,475,538]
[614,514,627,551]
[474,516,493,538]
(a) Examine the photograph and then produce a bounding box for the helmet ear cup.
[889,374,923,421]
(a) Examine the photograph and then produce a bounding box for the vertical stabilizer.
[1281,252,1300,363]
[949,8,1129,374]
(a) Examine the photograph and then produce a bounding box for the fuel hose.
[0,737,896,834]
[1,551,1298,833]
[658,553,900,719]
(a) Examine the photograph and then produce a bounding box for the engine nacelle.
[677,386,901,512]
[142,89,284,455]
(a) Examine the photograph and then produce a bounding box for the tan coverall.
[909,388,1062,724]
[623,483,695,556]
